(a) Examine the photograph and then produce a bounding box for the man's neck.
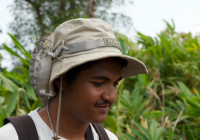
[38,103,90,140]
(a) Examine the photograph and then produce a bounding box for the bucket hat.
[29,18,148,100]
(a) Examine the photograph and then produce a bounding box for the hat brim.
[49,47,147,96]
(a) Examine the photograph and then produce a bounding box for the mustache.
[94,100,112,107]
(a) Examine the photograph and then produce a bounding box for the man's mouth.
[95,102,112,113]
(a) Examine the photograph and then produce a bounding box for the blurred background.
[0,0,200,139]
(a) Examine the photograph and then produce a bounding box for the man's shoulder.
[104,128,118,140]
[90,123,118,140]
[0,123,18,140]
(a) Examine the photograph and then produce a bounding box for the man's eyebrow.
[116,76,122,82]
[90,75,122,81]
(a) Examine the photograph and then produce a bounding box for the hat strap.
[47,76,63,140]
[58,38,121,57]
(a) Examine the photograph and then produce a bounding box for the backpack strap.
[92,123,109,140]
[85,125,94,140]
[4,115,39,140]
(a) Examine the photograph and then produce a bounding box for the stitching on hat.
[103,38,120,48]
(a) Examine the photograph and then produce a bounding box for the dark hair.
[53,57,127,92]
[65,57,127,84]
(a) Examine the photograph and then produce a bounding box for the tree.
[9,0,133,47]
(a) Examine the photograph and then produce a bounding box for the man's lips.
[96,103,111,108]
[94,102,112,113]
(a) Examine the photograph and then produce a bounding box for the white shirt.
[0,109,118,140]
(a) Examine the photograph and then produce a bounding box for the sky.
[0,0,200,68]
[0,0,14,45]
[121,0,200,37]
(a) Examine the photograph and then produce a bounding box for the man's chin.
[92,114,108,123]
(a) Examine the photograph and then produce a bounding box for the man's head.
[30,18,148,105]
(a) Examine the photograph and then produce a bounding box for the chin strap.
[47,76,63,140]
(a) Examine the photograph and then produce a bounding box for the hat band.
[58,38,121,57]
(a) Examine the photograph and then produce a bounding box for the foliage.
[0,20,200,139]
[0,34,42,126]
[105,20,200,139]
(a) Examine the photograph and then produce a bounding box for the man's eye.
[113,82,119,87]
[92,82,103,87]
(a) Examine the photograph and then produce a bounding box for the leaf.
[16,108,27,116]
[25,82,37,100]
[119,39,126,55]
[8,33,31,60]
[185,97,200,109]
[150,120,158,140]
[144,110,162,119]
[30,97,43,111]
[21,89,31,109]
[5,89,19,116]
[155,127,165,140]
[0,114,3,127]
[2,44,21,58]
[20,58,30,68]
[168,127,174,140]
[104,116,118,133]
[0,107,7,127]
[124,133,138,140]
[178,82,193,98]
[130,128,148,140]
[0,73,19,92]
[0,96,5,105]
[133,121,151,139]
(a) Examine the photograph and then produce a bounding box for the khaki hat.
[30,18,148,99]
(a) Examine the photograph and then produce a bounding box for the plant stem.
[160,79,165,126]
[173,108,184,131]
[116,79,124,136]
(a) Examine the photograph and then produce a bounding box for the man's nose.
[102,85,118,103]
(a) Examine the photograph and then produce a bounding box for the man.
[0,18,147,140]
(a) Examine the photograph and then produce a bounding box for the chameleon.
[29,33,68,106]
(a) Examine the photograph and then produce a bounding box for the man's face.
[62,58,122,123]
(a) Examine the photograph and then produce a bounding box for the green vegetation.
[0,21,200,139]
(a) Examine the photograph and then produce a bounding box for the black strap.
[4,115,39,140]
[92,123,109,140]
[85,125,94,140]
[4,115,109,140]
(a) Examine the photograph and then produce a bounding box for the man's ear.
[54,77,65,91]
